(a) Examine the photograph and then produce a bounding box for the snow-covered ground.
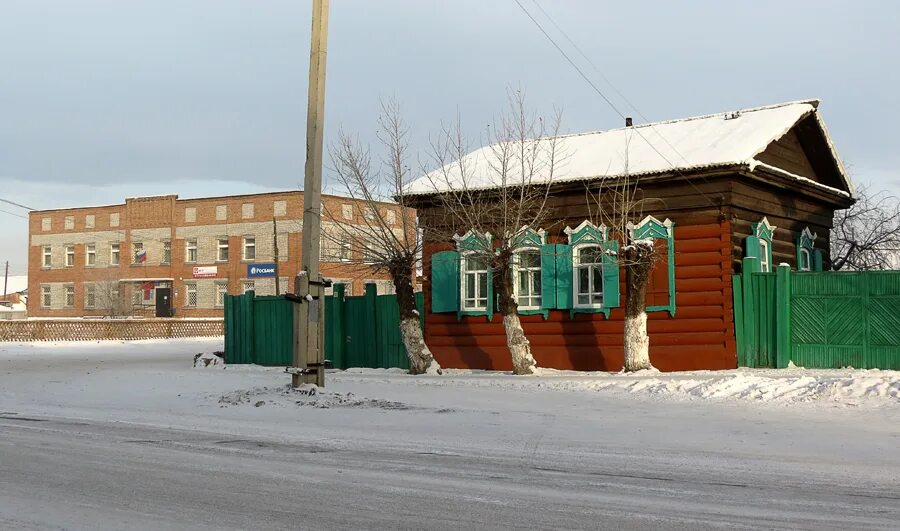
[1,339,899,530]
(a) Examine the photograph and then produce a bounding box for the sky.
[1,0,899,272]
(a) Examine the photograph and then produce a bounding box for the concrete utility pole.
[291,0,329,389]
[3,261,7,297]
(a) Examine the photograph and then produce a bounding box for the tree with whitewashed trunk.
[423,91,564,375]
[327,100,441,375]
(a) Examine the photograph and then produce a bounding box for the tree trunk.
[392,262,441,375]
[623,240,655,372]
[494,256,537,375]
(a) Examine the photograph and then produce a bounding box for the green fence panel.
[252,296,294,366]
[375,294,411,370]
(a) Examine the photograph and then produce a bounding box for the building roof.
[405,100,852,197]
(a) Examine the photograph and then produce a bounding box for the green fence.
[733,259,900,369]
[224,284,424,369]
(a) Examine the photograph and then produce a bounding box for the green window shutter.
[430,250,459,313]
[555,244,573,309]
[813,249,824,271]
[540,243,557,310]
[602,240,620,308]
[486,264,494,321]
[745,236,760,259]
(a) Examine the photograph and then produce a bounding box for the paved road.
[2,414,898,530]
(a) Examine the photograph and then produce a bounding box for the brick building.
[27,191,411,318]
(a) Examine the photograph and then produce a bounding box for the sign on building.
[247,263,276,278]
[193,266,218,278]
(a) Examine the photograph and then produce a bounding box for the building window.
[41,285,51,308]
[386,210,396,225]
[41,217,51,231]
[339,236,351,262]
[185,239,198,263]
[759,239,771,273]
[162,240,171,264]
[133,242,146,264]
[461,253,489,311]
[217,238,229,261]
[65,245,75,267]
[799,247,811,272]
[85,243,96,266]
[342,204,353,220]
[513,250,542,309]
[110,243,120,266]
[184,207,196,223]
[185,283,197,307]
[216,282,228,306]
[110,213,120,227]
[64,216,74,230]
[241,281,255,294]
[274,200,287,217]
[85,215,95,229]
[85,284,96,308]
[243,237,256,261]
[132,289,141,306]
[364,207,376,221]
[65,285,75,307]
[242,203,254,219]
[216,204,227,221]
[574,245,604,308]
[42,246,51,268]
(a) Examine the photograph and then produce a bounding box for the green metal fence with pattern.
[733,260,900,369]
[224,284,423,369]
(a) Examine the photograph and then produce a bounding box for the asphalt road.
[2,413,898,530]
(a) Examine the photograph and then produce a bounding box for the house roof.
[405,99,852,198]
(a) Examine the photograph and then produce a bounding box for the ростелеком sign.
[247,263,276,278]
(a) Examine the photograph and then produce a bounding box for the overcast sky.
[2,0,899,272]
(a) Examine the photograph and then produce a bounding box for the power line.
[0,208,29,220]
[0,198,36,211]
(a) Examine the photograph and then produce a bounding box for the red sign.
[192,266,218,278]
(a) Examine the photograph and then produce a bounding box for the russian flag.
[136,249,147,263]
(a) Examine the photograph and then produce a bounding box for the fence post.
[775,264,792,369]
[364,283,380,368]
[741,257,759,367]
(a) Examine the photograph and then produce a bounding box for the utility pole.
[3,261,7,297]
[273,216,280,295]
[290,0,329,389]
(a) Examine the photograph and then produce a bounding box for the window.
[513,250,542,309]
[216,204,227,221]
[759,239,771,273]
[41,217,51,231]
[386,210,396,225]
[574,246,604,307]
[184,207,196,223]
[65,285,75,307]
[133,242,145,264]
[185,239,198,263]
[110,213,120,227]
[216,282,228,306]
[274,200,287,217]
[217,238,229,261]
[41,285,51,307]
[64,216,74,230]
[85,243,96,266]
[110,243,120,266]
[65,245,75,267]
[339,236,351,261]
[364,207,376,221]
[42,246,51,268]
[242,237,256,260]
[185,283,197,307]
[461,253,489,310]
[241,281,255,294]
[242,203,254,219]
[799,248,811,272]
[85,215,95,229]
[342,204,353,220]
[796,227,817,272]
[85,284,96,308]
[132,289,141,306]
[162,240,171,264]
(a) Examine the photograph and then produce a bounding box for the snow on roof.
[406,99,851,196]
[3,275,27,295]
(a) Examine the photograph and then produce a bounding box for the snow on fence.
[0,318,224,342]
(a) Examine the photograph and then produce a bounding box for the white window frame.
[185,239,198,263]
[341,204,353,220]
[185,282,197,307]
[65,245,75,267]
[460,251,489,312]
[110,242,121,266]
[799,247,811,272]
[132,242,144,264]
[339,236,351,262]
[64,285,75,307]
[85,284,96,308]
[242,237,256,261]
[759,239,771,273]
[42,246,52,268]
[162,240,171,264]
[512,248,542,310]
[85,243,96,266]
[215,282,228,306]
[573,244,604,309]
[217,238,229,262]
[41,285,51,308]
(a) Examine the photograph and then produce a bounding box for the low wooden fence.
[0,318,224,342]
[733,259,900,369]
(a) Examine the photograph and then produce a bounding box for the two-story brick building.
[28,191,412,318]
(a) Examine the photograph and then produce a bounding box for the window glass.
[42,246,51,267]
[760,240,770,272]
[110,243,120,265]
[217,238,229,261]
[186,240,198,263]
[86,243,96,266]
[575,245,603,307]
[162,241,171,264]
[462,253,489,310]
[243,237,256,260]
[514,250,541,308]
[65,245,75,267]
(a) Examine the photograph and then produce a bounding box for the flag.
[136,249,147,263]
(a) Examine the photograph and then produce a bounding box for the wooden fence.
[0,319,223,342]
[733,259,900,369]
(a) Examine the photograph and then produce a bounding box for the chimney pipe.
[625,117,633,127]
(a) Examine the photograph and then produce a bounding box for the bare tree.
[423,91,563,375]
[831,184,900,270]
[94,278,129,318]
[328,100,441,375]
